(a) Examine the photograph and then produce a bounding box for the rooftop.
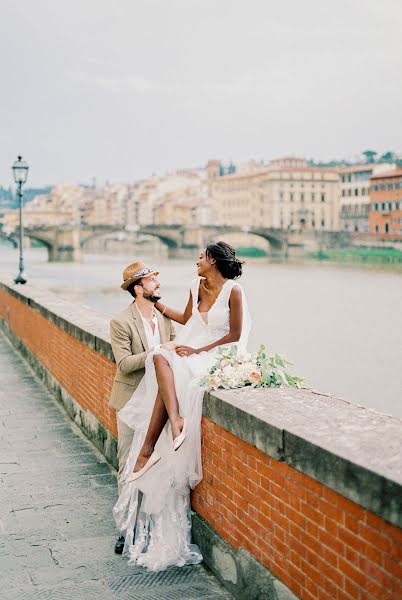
[371,167,402,180]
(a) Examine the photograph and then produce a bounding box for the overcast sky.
[1,0,401,187]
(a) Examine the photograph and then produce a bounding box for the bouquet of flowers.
[200,344,304,391]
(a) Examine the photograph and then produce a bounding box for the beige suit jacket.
[109,303,175,411]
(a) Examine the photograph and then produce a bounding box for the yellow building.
[209,158,340,231]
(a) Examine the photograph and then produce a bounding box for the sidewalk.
[0,332,232,600]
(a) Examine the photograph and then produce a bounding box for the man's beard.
[143,291,161,303]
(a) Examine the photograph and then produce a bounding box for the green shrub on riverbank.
[308,247,402,264]
[235,246,268,257]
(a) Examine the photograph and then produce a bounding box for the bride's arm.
[155,291,193,326]
[176,287,243,356]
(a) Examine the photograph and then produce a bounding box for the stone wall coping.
[1,276,401,527]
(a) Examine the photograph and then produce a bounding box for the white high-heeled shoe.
[126,451,161,483]
[173,418,187,451]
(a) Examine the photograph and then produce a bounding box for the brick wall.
[192,419,402,599]
[1,284,401,599]
[0,288,117,436]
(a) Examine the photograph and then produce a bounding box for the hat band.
[125,267,153,282]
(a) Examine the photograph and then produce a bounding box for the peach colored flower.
[210,375,220,389]
[248,370,262,384]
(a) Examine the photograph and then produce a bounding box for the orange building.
[369,168,402,237]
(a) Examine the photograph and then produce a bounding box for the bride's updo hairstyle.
[206,241,243,279]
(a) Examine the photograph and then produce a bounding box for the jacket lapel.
[130,303,149,351]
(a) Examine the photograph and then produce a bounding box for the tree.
[362,150,377,164]
[379,151,395,163]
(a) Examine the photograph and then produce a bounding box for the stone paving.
[0,332,233,600]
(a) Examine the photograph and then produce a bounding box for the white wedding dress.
[113,277,250,571]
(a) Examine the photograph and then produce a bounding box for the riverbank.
[235,244,402,265]
[307,246,402,265]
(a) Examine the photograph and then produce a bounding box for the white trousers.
[116,411,135,496]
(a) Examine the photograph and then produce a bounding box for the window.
[342,190,345,197]
[375,224,379,232]
[301,193,304,203]
[312,193,315,202]
[348,190,352,196]
[321,218,325,227]
[354,188,359,196]
[279,192,284,202]
[382,203,386,210]
[321,193,325,202]
[290,192,294,202]
[385,223,389,233]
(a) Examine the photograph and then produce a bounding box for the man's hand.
[175,345,199,357]
[161,341,176,351]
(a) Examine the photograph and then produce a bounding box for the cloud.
[67,70,163,94]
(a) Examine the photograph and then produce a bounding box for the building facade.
[209,158,340,231]
[369,168,402,237]
[339,163,396,233]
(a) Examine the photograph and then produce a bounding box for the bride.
[113,241,250,571]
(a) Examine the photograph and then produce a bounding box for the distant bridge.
[0,224,351,262]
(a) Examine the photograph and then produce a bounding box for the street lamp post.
[12,156,29,284]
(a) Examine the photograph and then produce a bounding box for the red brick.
[359,523,391,554]
[344,576,359,599]
[383,555,402,580]
[339,557,366,587]
[338,525,366,554]
[286,505,307,529]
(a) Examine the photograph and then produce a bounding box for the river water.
[1,246,401,418]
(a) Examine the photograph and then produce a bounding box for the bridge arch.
[201,226,286,250]
[79,227,181,250]
[0,232,18,248]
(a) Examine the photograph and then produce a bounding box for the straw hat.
[120,261,159,291]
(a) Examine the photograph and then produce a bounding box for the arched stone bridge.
[1,224,350,262]
[0,231,18,249]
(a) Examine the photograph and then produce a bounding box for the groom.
[109,261,176,554]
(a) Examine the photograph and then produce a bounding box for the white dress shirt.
[138,309,161,350]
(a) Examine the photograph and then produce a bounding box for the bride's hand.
[175,345,198,357]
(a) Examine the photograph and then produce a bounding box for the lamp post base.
[14,273,27,285]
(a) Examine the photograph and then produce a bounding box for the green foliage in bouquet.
[255,345,304,388]
[200,344,304,391]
